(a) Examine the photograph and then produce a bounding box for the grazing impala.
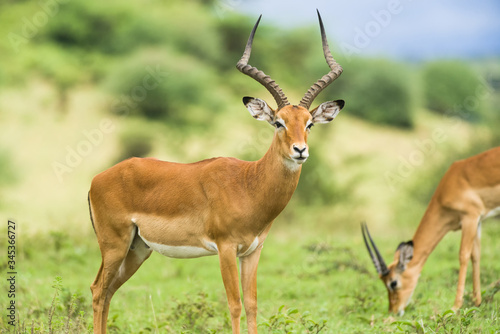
[88,11,344,334]
[362,146,500,315]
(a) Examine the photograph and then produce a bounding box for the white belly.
[237,237,260,257]
[138,228,218,259]
[136,220,261,259]
[484,206,500,220]
[140,235,261,259]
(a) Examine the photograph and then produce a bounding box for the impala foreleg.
[471,222,482,306]
[453,214,480,310]
[218,244,242,334]
[240,245,263,334]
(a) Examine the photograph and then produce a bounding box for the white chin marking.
[283,158,303,171]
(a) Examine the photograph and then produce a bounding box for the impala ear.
[243,97,275,124]
[395,241,413,272]
[310,99,344,124]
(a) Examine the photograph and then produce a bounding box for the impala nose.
[293,145,306,154]
[292,144,309,162]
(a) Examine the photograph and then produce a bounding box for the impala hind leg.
[453,214,480,310]
[91,228,152,334]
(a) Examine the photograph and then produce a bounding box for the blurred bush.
[23,45,85,112]
[422,60,486,121]
[257,26,318,90]
[294,147,353,206]
[115,121,154,163]
[40,0,222,63]
[216,14,257,68]
[104,49,220,124]
[331,58,416,128]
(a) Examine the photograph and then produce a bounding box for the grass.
[1,220,499,333]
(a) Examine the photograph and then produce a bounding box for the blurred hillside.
[1,0,499,236]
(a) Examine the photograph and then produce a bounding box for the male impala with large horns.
[89,11,344,334]
[362,146,500,316]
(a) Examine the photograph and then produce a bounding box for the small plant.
[300,311,327,334]
[259,305,327,333]
[48,276,63,334]
[260,305,298,333]
[483,279,500,304]
[164,292,229,333]
[9,277,89,334]
[434,309,455,332]
[392,318,427,334]
[459,307,479,332]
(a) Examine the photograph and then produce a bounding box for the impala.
[362,146,500,315]
[88,11,344,334]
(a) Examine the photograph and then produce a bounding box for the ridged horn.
[361,222,389,276]
[236,15,290,111]
[299,10,343,109]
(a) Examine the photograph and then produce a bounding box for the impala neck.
[408,200,453,273]
[250,132,302,220]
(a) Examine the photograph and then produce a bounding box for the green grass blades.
[3,227,499,333]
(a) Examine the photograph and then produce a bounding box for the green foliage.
[104,48,220,124]
[42,0,127,53]
[294,147,356,206]
[295,150,341,206]
[12,277,89,334]
[115,121,154,162]
[216,15,257,67]
[4,225,500,333]
[333,58,416,128]
[422,60,486,120]
[259,305,327,334]
[392,307,484,334]
[164,292,230,333]
[25,45,83,87]
[258,26,318,90]
[40,0,222,62]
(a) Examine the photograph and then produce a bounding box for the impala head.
[237,11,344,166]
[361,223,416,315]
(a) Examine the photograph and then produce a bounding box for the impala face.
[243,97,344,167]
[379,244,417,315]
[362,223,415,315]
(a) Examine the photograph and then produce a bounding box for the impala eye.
[274,121,284,129]
[390,280,398,290]
[306,122,314,130]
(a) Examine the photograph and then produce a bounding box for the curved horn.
[299,10,343,110]
[361,222,389,276]
[236,15,290,110]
